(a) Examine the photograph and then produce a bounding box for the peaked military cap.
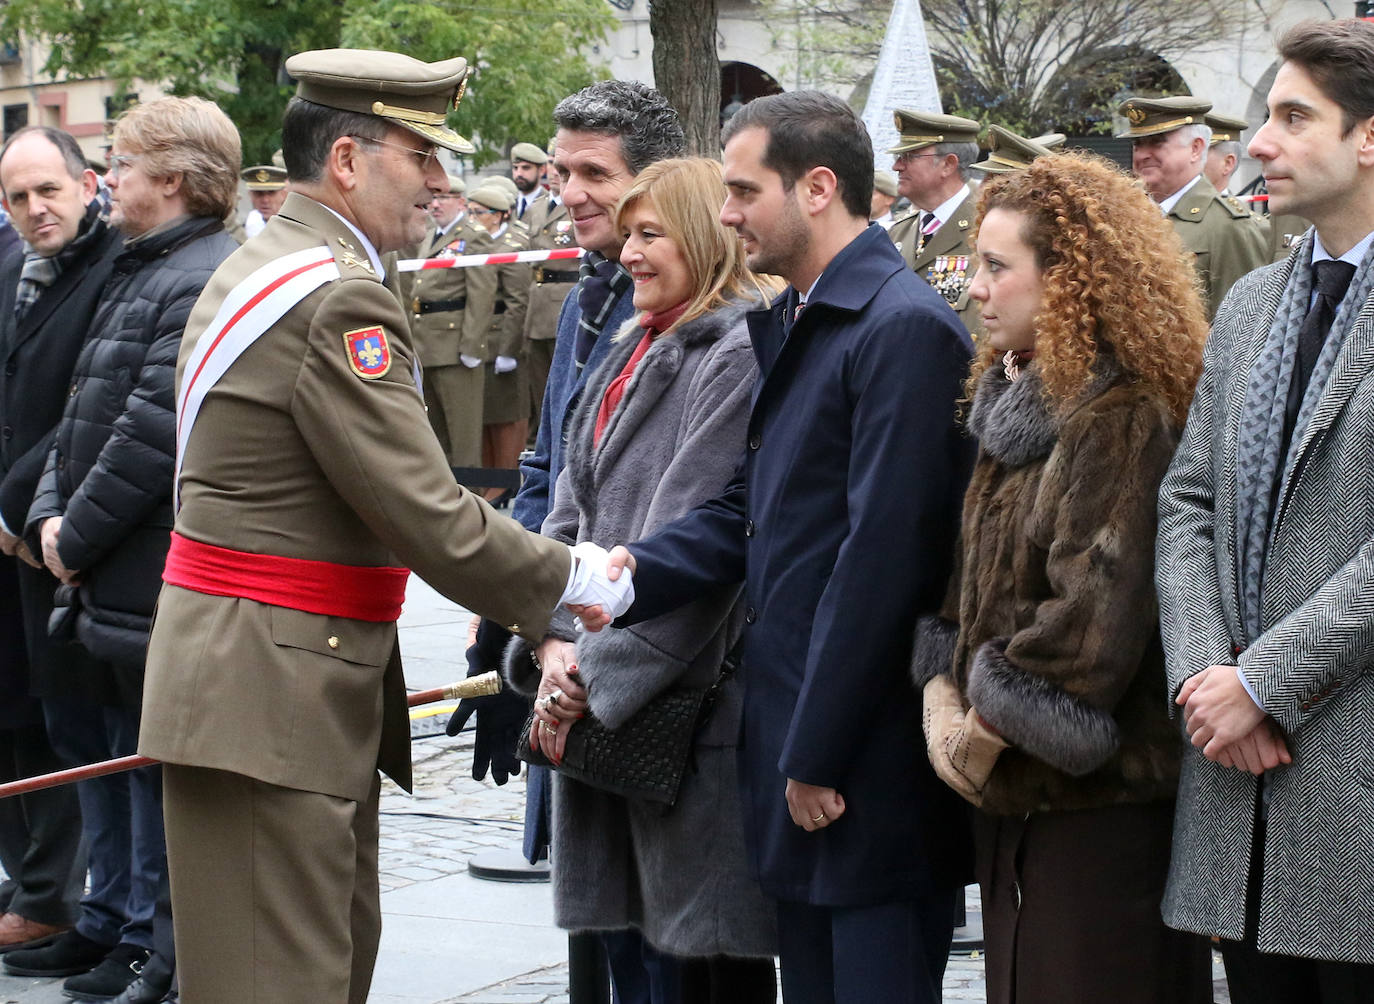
[1204,112,1249,145]
[971,126,1055,174]
[1115,95,1212,139]
[241,165,288,191]
[511,142,548,165]
[285,48,476,155]
[1032,132,1066,149]
[873,171,898,197]
[887,109,981,154]
[469,184,512,212]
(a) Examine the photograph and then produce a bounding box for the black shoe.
[105,970,173,1004]
[61,942,150,1001]
[2,929,113,977]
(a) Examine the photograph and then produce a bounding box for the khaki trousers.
[163,764,381,1004]
[423,363,483,468]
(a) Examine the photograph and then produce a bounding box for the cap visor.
[395,119,475,156]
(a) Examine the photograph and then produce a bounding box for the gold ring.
[811,813,826,823]
[541,721,556,736]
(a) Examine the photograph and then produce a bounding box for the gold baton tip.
[442,671,502,701]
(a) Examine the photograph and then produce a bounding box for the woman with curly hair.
[914,151,1214,1003]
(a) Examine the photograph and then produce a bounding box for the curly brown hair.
[967,151,1208,426]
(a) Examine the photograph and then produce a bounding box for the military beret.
[1115,95,1213,139]
[887,109,981,155]
[241,165,288,191]
[285,48,475,155]
[511,142,549,165]
[487,176,520,202]
[970,126,1055,175]
[1204,112,1249,145]
[873,171,898,197]
[469,185,512,212]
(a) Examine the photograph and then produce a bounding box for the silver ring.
[548,688,563,707]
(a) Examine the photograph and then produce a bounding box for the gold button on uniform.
[328,636,340,650]
[507,623,520,634]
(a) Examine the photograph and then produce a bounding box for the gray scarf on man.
[1234,230,1374,642]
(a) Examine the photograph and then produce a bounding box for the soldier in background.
[885,110,982,332]
[1118,96,1269,319]
[871,170,898,228]
[410,173,486,468]
[1204,112,1248,196]
[522,139,571,439]
[241,164,287,239]
[466,184,530,503]
[510,141,548,222]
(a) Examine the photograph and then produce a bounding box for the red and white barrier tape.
[396,246,586,272]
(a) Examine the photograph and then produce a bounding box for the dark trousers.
[0,721,85,925]
[43,694,164,950]
[775,895,956,1004]
[601,929,775,1004]
[1221,789,1374,1004]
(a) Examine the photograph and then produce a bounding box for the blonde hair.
[112,97,241,220]
[968,151,1207,426]
[613,157,780,337]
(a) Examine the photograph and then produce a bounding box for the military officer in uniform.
[885,109,982,334]
[521,141,573,436]
[409,172,487,468]
[1118,95,1269,319]
[465,184,530,501]
[138,49,628,1003]
[241,163,288,238]
[970,125,1058,175]
[510,141,548,221]
[1203,111,1248,195]
[871,169,898,227]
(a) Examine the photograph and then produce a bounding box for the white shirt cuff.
[1235,666,1265,712]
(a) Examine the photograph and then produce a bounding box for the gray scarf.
[1235,231,1374,641]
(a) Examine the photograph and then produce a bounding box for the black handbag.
[516,640,743,812]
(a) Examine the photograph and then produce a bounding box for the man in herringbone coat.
[1156,19,1374,1002]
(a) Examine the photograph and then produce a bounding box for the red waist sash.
[163,532,408,623]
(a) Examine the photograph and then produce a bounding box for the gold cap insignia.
[1126,107,1147,125]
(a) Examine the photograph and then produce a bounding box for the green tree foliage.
[0,0,615,167]
[342,0,616,167]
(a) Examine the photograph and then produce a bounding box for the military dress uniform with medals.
[139,51,571,1004]
[522,193,574,432]
[1117,96,1270,320]
[410,206,486,467]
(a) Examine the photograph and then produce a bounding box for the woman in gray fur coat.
[505,158,778,1003]
[914,153,1213,1003]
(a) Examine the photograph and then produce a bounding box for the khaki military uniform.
[887,191,983,336]
[1267,213,1311,264]
[408,216,486,466]
[1166,174,1270,320]
[470,226,532,426]
[141,193,569,1002]
[516,187,548,224]
[522,196,575,431]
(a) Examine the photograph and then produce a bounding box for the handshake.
[558,541,636,623]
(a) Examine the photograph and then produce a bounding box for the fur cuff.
[967,638,1120,776]
[911,615,959,687]
[502,636,542,697]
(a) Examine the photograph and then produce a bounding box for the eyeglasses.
[108,154,142,178]
[349,135,441,170]
[893,151,941,166]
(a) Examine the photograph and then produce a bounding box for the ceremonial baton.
[395,246,585,272]
[0,671,503,800]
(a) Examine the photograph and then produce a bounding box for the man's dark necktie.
[1281,258,1357,456]
[915,212,935,255]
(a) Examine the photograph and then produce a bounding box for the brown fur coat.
[914,359,1184,815]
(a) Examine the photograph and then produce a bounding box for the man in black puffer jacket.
[9,97,241,1004]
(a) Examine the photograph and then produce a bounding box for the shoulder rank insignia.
[345,326,392,379]
[335,237,375,275]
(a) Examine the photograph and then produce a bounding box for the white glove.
[459,354,482,368]
[559,540,635,619]
[494,355,519,374]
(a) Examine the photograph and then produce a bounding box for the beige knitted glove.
[922,675,1009,806]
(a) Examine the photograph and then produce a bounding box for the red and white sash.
[175,245,339,506]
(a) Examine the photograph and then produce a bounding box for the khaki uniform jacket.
[1167,175,1270,320]
[464,226,531,363]
[888,193,982,336]
[523,198,576,344]
[408,218,484,366]
[139,193,569,803]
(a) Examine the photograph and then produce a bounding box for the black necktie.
[915,212,936,254]
[1283,258,1357,447]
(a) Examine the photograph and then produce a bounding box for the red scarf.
[593,303,688,446]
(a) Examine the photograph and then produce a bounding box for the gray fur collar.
[967,354,1123,466]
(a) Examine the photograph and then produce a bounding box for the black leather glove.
[446,619,531,785]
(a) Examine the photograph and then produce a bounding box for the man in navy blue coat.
[586,91,976,1003]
